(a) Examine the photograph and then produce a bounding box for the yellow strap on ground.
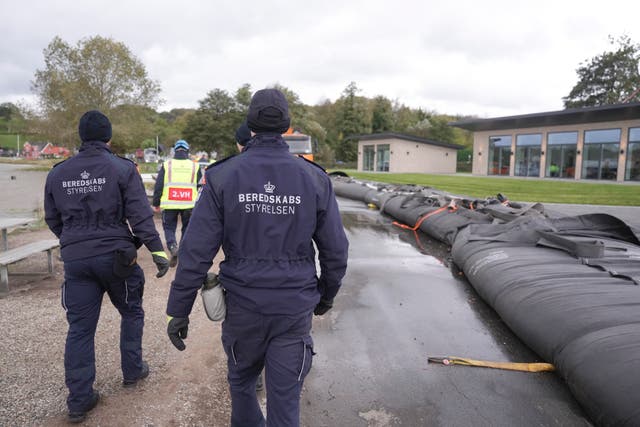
[428,356,555,372]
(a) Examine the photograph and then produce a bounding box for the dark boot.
[67,391,100,424]
[168,243,178,268]
[123,361,149,388]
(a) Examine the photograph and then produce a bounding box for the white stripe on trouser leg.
[298,341,306,381]
[62,282,68,312]
[125,280,129,304]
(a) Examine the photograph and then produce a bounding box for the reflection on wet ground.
[301,198,590,427]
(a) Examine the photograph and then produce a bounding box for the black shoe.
[123,361,149,388]
[68,391,100,423]
[168,243,178,268]
[255,373,264,392]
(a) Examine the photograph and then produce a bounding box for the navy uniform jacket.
[166,134,349,317]
[44,140,164,261]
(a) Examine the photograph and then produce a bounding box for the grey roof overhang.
[449,102,640,132]
[351,132,464,150]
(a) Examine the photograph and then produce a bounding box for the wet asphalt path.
[301,198,591,427]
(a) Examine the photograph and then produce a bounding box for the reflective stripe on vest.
[160,159,198,209]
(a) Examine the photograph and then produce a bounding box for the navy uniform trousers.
[221,303,315,427]
[162,209,192,246]
[62,253,145,412]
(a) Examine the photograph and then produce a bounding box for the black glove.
[167,316,189,351]
[314,298,334,316]
[152,251,170,278]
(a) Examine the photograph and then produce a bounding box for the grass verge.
[342,171,640,206]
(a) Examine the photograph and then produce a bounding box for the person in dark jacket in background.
[152,140,202,267]
[44,110,170,423]
[165,89,349,427]
[235,120,252,152]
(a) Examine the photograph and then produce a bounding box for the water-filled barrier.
[332,176,640,426]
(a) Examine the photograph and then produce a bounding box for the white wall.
[358,137,457,173]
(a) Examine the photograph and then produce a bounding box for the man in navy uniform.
[166,89,349,427]
[44,110,170,423]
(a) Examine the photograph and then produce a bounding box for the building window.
[515,134,542,177]
[546,131,577,178]
[376,144,390,171]
[626,127,640,181]
[363,145,375,171]
[582,129,620,180]
[488,135,511,175]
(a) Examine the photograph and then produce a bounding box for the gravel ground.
[0,219,236,426]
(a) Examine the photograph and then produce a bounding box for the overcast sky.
[2,0,639,118]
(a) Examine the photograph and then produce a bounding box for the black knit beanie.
[78,110,112,142]
[235,121,252,146]
[246,89,290,134]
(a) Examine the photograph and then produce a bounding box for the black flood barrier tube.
[451,215,640,427]
[332,176,640,426]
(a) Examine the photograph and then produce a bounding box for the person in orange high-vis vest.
[152,140,201,267]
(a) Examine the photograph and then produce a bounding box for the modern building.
[356,133,463,173]
[450,102,640,182]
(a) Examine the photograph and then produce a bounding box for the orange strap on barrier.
[392,201,458,231]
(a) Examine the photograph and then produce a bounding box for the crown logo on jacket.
[80,170,90,179]
[264,181,275,193]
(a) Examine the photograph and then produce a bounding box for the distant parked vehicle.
[143,148,158,163]
[282,128,315,161]
[135,148,144,163]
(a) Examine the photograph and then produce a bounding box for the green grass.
[343,171,640,206]
[138,162,161,173]
[0,157,58,171]
[0,134,21,149]
[0,157,162,173]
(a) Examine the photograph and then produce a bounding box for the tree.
[370,96,394,133]
[0,102,27,134]
[563,35,640,108]
[392,102,427,133]
[406,118,432,138]
[183,85,251,157]
[109,105,157,154]
[31,35,161,148]
[334,82,370,162]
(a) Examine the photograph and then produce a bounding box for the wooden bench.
[0,239,60,295]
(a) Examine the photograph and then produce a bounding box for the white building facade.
[451,102,640,182]
[356,133,462,174]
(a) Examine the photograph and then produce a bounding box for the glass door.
[363,145,375,171]
[546,132,577,178]
[626,142,640,181]
[376,144,390,172]
[582,129,620,180]
[515,134,542,177]
[626,128,640,181]
[489,136,511,175]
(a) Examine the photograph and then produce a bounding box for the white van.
[143,148,158,163]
